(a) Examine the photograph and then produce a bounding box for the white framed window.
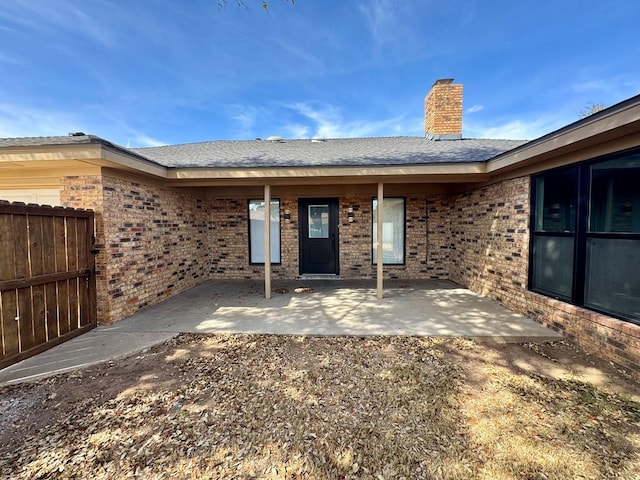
[248,199,280,264]
[372,197,405,265]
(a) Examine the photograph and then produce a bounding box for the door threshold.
[296,274,343,280]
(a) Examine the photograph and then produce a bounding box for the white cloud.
[359,0,397,43]
[0,6,43,33]
[227,104,275,139]
[570,75,640,106]
[0,102,167,148]
[465,115,566,140]
[471,120,533,139]
[271,39,325,73]
[284,124,310,138]
[0,103,80,138]
[287,102,341,137]
[64,4,117,48]
[284,101,418,138]
[127,133,166,148]
[466,104,484,114]
[0,1,119,49]
[231,107,258,131]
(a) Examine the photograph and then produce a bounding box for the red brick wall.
[426,196,452,279]
[209,197,298,279]
[449,177,530,300]
[450,176,640,375]
[62,175,212,323]
[339,196,372,278]
[338,195,449,279]
[208,195,448,280]
[209,198,250,279]
[524,292,640,373]
[60,176,107,320]
[280,196,300,277]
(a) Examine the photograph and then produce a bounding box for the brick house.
[1,79,639,373]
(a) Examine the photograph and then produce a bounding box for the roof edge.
[85,135,166,169]
[486,93,640,172]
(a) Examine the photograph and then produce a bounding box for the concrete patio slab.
[0,279,561,386]
[0,330,175,386]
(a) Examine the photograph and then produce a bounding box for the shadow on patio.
[106,279,560,342]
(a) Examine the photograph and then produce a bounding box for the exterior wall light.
[284,209,291,222]
[347,206,354,223]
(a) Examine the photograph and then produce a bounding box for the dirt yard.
[1,335,639,480]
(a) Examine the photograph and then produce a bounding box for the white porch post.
[264,184,271,299]
[377,182,384,299]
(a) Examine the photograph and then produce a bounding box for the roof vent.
[311,136,326,143]
[69,132,86,136]
[266,136,284,143]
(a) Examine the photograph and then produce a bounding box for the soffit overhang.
[164,162,487,186]
[0,144,167,178]
[1,97,639,187]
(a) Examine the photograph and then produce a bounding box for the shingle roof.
[131,137,526,168]
[0,134,165,167]
[0,134,98,148]
[0,134,527,168]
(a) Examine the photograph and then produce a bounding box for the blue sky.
[0,0,639,147]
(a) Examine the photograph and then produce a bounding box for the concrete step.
[296,274,343,280]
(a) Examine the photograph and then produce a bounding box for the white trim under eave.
[98,145,168,178]
[0,144,169,179]
[167,162,487,181]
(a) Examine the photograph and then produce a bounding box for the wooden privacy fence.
[0,202,97,369]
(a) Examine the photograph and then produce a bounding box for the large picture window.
[372,197,405,265]
[530,150,640,324]
[248,199,280,264]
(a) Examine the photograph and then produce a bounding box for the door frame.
[298,198,340,275]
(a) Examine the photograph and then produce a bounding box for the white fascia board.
[167,162,487,181]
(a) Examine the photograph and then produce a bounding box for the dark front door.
[299,198,339,274]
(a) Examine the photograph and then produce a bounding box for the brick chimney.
[424,78,463,140]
